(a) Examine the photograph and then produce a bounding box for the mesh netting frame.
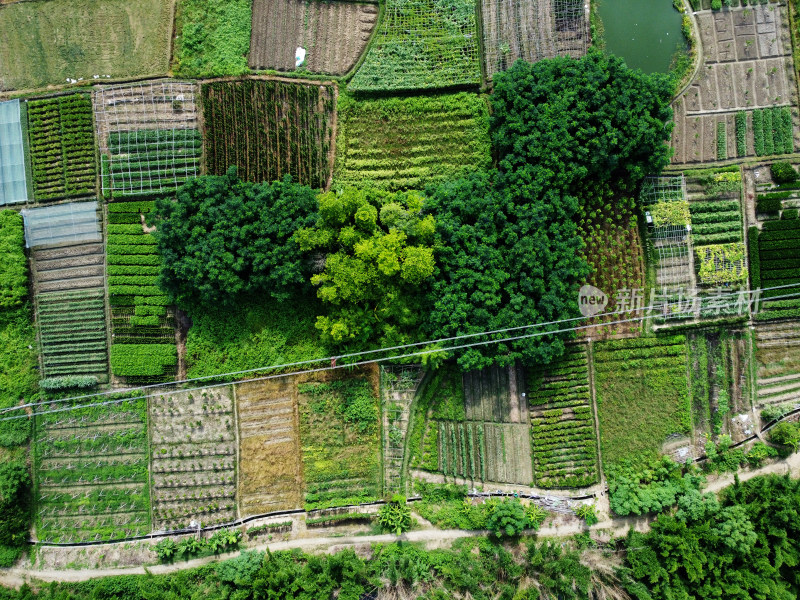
[21,200,101,248]
[93,80,200,196]
[0,99,29,206]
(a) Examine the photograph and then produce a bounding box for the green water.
[596,0,687,74]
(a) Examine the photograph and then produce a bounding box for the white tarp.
[0,99,28,206]
[22,200,101,248]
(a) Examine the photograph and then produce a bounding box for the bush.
[0,461,31,562]
[748,226,761,290]
[758,198,783,213]
[486,498,528,538]
[782,209,799,220]
[771,161,797,184]
[769,421,800,454]
[711,0,722,9]
[377,495,412,535]
[716,121,727,160]
[735,111,747,156]
[39,375,98,392]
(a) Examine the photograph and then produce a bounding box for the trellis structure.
[482,0,590,82]
[0,99,29,205]
[93,80,201,196]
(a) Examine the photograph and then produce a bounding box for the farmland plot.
[381,365,424,495]
[754,320,800,409]
[94,81,201,197]
[250,0,378,75]
[24,202,109,382]
[0,0,172,91]
[672,4,798,164]
[106,199,177,384]
[202,80,335,189]
[236,378,303,516]
[26,94,96,201]
[34,396,150,543]
[751,216,800,320]
[526,346,599,489]
[335,93,491,191]
[349,0,481,92]
[594,336,692,466]
[463,364,527,423]
[298,376,382,510]
[481,0,589,82]
[150,387,237,531]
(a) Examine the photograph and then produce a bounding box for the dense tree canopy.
[424,51,674,370]
[150,168,317,306]
[425,172,586,369]
[0,460,31,567]
[295,188,435,352]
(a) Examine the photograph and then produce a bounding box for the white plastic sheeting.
[22,200,101,248]
[0,99,29,206]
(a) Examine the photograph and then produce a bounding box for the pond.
[596,0,687,74]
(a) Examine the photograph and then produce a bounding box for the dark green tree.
[0,460,31,567]
[150,168,318,306]
[486,498,528,538]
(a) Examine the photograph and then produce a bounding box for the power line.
[7,284,797,422]
[7,282,793,415]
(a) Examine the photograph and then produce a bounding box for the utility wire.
[5,282,794,415]
[6,284,798,422]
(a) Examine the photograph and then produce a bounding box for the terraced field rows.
[527,346,598,489]
[236,378,302,516]
[35,397,150,543]
[150,387,237,531]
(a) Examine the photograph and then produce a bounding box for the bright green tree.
[295,188,435,352]
[486,498,528,538]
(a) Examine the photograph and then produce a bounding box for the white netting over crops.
[0,99,29,206]
[21,200,100,248]
[482,0,589,81]
[642,175,695,298]
[93,80,201,196]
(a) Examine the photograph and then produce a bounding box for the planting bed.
[249,0,378,75]
[381,365,424,495]
[688,330,753,451]
[94,81,201,196]
[335,92,491,190]
[463,364,527,424]
[750,213,800,320]
[349,0,480,91]
[150,387,237,531]
[672,5,798,164]
[28,203,109,382]
[526,346,599,489]
[202,80,335,189]
[298,374,381,510]
[594,336,691,465]
[106,199,176,384]
[26,93,96,201]
[236,378,302,516]
[481,0,589,82]
[754,320,800,408]
[34,396,151,543]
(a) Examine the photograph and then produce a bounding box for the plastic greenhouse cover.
[0,99,28,206]
[21,200,101,248]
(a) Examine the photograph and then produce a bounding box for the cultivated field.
[754,320,800,408]
[150,387,237,531]
[381,365,424,495]
[0,0,172,91]
[349,0,481,91]
[27,203,109,382]
[236,378,303,516]
[672,5,799,164]
[594,336,691,465]
[26,94,96,201]
[481,0,589,82]
[335,92,491,190]
[298,376,381,510]
[527,346,599,489]
[106,199,177,384]
[94,81,201,197]
[250,0,378,75]
[463,364,527,424]
[202,80,335,189]
[34,397,150,543]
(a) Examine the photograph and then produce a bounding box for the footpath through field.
[2,453,799,589]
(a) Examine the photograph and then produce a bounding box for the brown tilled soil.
[250,0,377,75]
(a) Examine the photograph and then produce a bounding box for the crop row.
[26,93,96,200]
[753,107,793,157]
